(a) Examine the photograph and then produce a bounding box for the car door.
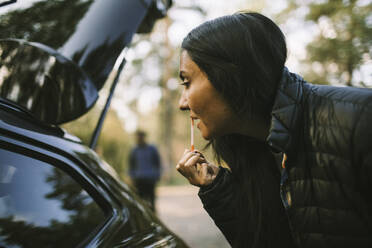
[0,135,123,247]
[0,126,187,248]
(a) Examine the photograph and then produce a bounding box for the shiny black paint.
[0,0,171,124]
[0,149,108,247]
[0,39,98,124]
[0,0,150,90]
[0,101,188,247]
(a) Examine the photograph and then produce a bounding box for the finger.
[184,153,200,167]
[178,150,196,166]
[196,162,201,174]
[178,169,192,181]
[206,163,215,174]
[177,162,192,177]
[177,166,188,178]
[198,157,206,163]
[201,163,208,178]
[177,156,198,177]
[193,150,205,159]
[192,150,207,164]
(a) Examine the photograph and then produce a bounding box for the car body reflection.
[0,39,97,124]
[0,149,107,247]
[0,0,154,90]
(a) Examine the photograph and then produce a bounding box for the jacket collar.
[266,67,305,153]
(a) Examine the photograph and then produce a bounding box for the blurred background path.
[156,185,230,248]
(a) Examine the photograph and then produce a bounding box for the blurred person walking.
[129,130,162,212]
[176,11,372,248]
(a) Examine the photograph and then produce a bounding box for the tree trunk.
[159,17,176,183]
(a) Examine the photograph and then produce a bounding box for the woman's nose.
[178,90,189,111]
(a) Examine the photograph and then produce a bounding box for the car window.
[0,148,107,248]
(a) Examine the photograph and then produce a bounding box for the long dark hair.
[182,12,287,247]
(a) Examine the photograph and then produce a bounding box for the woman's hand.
[176,149,220,187]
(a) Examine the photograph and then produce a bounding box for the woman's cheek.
[198,120,212,140]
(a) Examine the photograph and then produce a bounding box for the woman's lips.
[190,116,201,129]
[195,119,201,129]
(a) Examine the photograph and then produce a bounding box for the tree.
[62,107,132,180]
[111,1,208,184]
[278,0,372,86]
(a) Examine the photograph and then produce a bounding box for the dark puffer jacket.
[199,68,372,247]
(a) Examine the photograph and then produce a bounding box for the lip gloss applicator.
[191,117,195,151]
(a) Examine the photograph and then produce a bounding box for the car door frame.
[0,131,130,247]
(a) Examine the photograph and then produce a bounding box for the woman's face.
[178,50,239,140]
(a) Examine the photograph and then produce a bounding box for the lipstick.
[191,117,194,151]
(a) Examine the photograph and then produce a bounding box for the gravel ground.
[156,185,230,248]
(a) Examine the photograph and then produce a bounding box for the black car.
[0,0,188,247]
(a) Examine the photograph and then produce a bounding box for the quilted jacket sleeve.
[198,165,296,247]
[353,99,372,201]
[198,167,242,245]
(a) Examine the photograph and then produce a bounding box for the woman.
[176,12,372,248]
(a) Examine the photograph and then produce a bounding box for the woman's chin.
[201,128,229,140]
[200,130,213,140]
[199,124,215,140]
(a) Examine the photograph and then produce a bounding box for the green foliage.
[62,107,131,180]
[278,0,372,86]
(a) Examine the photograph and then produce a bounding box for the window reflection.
[0,149,107,247]
[0,39,98,125]
[0,165,16,183]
